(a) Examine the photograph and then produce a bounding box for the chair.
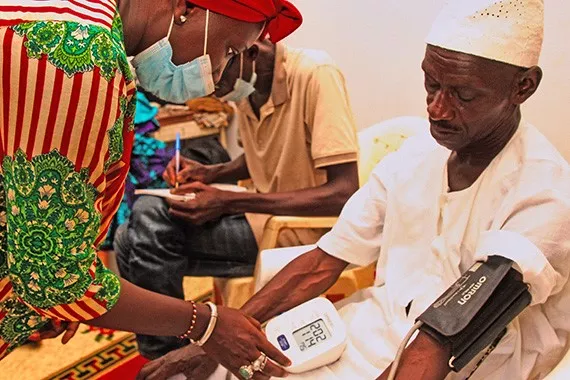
[214,116,430,308]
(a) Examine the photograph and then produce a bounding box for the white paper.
[134,184,247,201]
[134,188,195,201]
[209,183,247,192]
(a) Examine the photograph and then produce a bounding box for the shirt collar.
[270,42,289,107]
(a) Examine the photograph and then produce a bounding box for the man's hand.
[28,320,80,345]
[136,345,218,380]
[163,156,216,187]
[167,182,233,225]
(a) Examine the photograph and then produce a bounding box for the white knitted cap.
[426,0,544,67]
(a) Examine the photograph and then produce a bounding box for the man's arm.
[226,162,358,216]
[377,162,570,380]
[206,154,251,183]
[168,162,359,225]
[240,247,349,323]
[376,332,451,380]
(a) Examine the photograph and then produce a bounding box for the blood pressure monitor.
[265,297,347,373]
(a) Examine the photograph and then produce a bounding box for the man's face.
[170,9,263,84]
[421,45,521,151]
[214,51,257,98]
[214,54,241,97]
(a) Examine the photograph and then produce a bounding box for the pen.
[175,132,180,189]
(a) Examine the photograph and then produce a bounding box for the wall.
[283,0,570,159]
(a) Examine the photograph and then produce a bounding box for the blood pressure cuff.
[417,255,531,372]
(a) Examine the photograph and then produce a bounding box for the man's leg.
[183,213,258,278]
[115,196,258,359]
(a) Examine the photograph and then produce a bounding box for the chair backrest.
[357,116,429,185]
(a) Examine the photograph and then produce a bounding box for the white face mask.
[220,54,257,103]
[132,10,215,103]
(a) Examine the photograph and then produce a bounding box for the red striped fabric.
[45,305,69,320]
[0,282,12,302]
[42,68,64,155]
[59,73,84,156]
[68,0,113,19]
[88,265,96,279]
[13,37,29,151]
[0,343,8,359]
[75,68,101,171]
[93,297,108,310]
[90,0,116,15]
[60,304,86,321]
[76,300,102,319]
[26,55,47,154]
[88,75,116,172]
[0,5,112,29]
[1,28,13,156]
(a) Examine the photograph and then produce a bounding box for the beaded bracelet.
[190,302,218,347]
[177,300,198,340]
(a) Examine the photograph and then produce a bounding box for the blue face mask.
[220,54,257,103]
[132,11,215,103]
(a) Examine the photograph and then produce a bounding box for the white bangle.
[190,302,218,347]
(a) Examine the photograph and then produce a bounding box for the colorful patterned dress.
[0,0,135,358]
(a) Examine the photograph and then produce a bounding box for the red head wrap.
[189,0,303,42]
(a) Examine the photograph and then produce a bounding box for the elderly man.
[137,0,570,379]
[116,39,359,360]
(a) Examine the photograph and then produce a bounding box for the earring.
[180,15,187,23]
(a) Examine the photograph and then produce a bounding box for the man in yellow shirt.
[115,38,360,359]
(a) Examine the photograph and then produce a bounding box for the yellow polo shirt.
[236,43,358,246]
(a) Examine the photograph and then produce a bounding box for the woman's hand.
[201,306,291,379]
[29,320,80,344]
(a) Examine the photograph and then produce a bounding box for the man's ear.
[513,66,542,105]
